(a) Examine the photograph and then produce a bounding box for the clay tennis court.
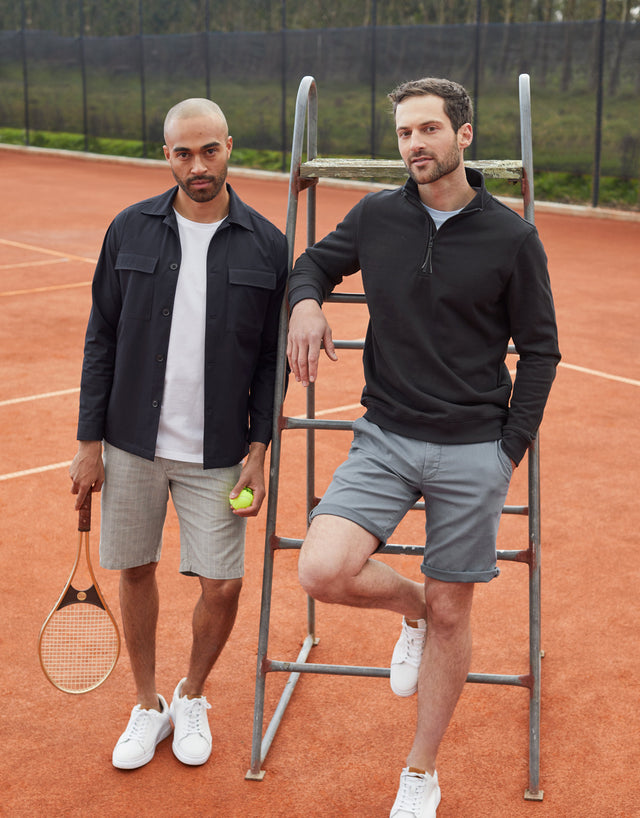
[1,146,638,817]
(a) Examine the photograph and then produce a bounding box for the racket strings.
[39,603,119,693]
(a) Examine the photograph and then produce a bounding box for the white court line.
[0,238,95,296]
[0,257,69,271]
[293,402,362,419]
[0,388,79,408]
[0,461,72,482]
[0,237,96,265]
[1,280,91,297]
[558,362,640,387]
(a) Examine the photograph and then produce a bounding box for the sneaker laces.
[398,620,426,667]
[181,696,212,737]
[395,770,428,814]
[121,707,153,745]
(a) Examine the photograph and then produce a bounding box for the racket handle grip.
[79,491,92,532]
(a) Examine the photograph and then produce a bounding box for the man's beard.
[174,167,227,202]
[407,142,461,185]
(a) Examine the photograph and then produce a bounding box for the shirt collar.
[140,183,254,230]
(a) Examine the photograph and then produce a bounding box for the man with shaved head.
[70,98,287,769]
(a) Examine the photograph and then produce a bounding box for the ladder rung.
[275,540,529,561]
[264,659,531,688]
[300,157,523,181]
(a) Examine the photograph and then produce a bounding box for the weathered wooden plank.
[299,157,523,181]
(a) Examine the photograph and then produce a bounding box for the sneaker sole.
[390,681,418,697]
[390,665,419,697]
[171,741,212,766]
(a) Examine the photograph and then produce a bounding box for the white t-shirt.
[424,204,463,230]
[155,212,225,462]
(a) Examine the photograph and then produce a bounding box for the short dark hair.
[388,78,473,133]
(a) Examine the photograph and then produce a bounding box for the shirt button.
[155,354,164,362]
[152,400,159,408]
[170,263,178,270]
[162,308,170,316]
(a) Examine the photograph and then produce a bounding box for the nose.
[191,154,207,174]
[409,130,426,153]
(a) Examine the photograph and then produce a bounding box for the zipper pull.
[421,232,434,275]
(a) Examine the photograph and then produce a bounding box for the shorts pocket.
[496,440,514,479]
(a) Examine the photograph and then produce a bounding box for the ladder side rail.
[247,75,318,780]
[519,72,544,803]
[304,81,319,647]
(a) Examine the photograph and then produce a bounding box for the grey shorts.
[100,442,246,579]
[310,417,513,583]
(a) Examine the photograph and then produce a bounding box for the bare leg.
[181,577,243,698]
[119,562,160,710]
[406,578,475,775]
[298,515,426,620]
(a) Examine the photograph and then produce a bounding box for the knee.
[425,581,474,636]
[121,562,157,587]
[298,548,341,603]
[200,577,243,608]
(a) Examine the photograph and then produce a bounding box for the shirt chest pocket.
[115,253,158,320]
[225,268,276,334]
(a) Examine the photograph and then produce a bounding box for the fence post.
[592,0,607,207]
[205,0,211,101]
[280,0,288,172]
[20,0,30,146]
[78,0,88,152]
[472,0,482,160]
[370,0,377,159]
[138,0,147,159]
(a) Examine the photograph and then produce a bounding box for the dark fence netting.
[1,15,638,206]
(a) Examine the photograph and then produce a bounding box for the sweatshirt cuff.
[288,287,323,313]
[500,432,531,466]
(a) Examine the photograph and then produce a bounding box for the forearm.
[288,203,362,310]
[503,232,560,464]
[502,355,559,464]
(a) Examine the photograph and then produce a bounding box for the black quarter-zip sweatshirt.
[288,169,560,465]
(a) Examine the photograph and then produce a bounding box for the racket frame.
[38,492,120,694]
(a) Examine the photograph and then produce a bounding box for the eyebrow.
[171,140,222,153]
[396,119,442,132]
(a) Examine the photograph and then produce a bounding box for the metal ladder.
[247,74,544,803]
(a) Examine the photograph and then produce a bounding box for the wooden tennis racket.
[38,492,120,693]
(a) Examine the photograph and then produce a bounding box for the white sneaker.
[112,694,172,769]
[390,767,441,818]
[390,618,427,697]
[169,678,212,765]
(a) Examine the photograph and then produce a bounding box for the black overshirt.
[77,184,288,469]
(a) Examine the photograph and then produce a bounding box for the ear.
[162,145,170,162]
[457,123,473,151]
[226,135,233,157]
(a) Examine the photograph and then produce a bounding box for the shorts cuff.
[421,563,500,583]
[309,505,386,546]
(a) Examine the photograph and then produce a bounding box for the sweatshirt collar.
[402,166,487,212]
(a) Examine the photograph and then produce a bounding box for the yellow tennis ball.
[230,487,253,509]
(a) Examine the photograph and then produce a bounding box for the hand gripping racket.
[38,492,120,693]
